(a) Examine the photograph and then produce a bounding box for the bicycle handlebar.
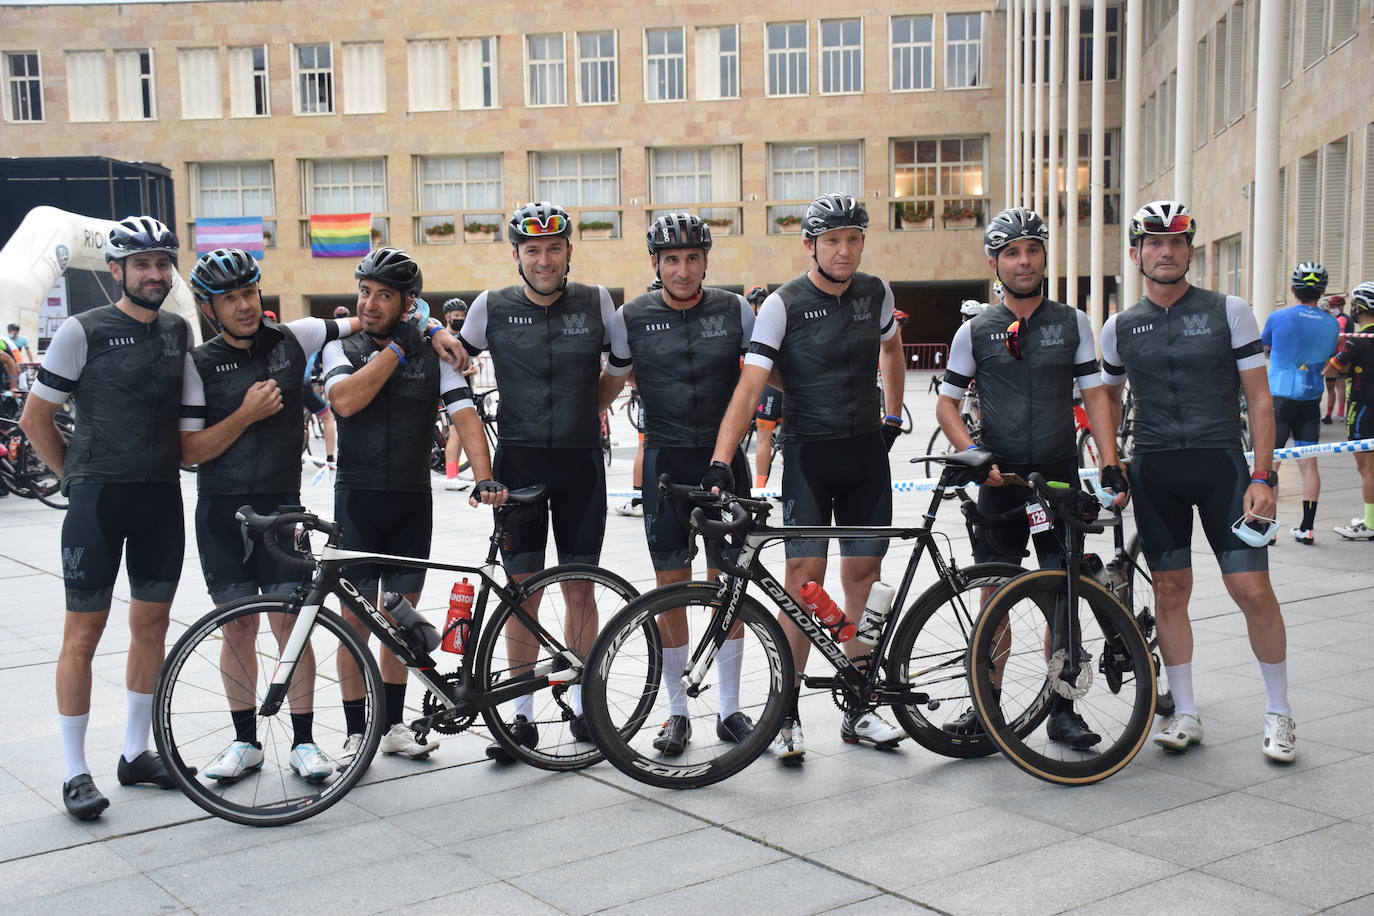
[236,505,339,572]
[1024,473,1107,535]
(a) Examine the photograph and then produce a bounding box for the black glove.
[881,422,902,452]
[1099,464,1129,497]
[1065,487,1103,524]
[701,460,734,494]
[391,319,424,358]
[475,479,507,499]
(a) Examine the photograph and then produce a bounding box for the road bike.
[0,413,67,508]
[152,490,641,826]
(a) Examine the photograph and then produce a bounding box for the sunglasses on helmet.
[517,214,568,236]
[1139,213,1194,235]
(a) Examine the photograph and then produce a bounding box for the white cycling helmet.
[960,299,990,317]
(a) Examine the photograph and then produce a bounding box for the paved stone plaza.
[2,374,1373,914]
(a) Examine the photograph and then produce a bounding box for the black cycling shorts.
[641,446,751,571]
[62,482,183,612]
[1348,403,1374,441]
[302,387,328,417]
[755,385,783,428]
[1272,396,1321,447]
[973,459,1080,569]
[1131,448,1268,575]
[493,446,605,574]
[335,488,433,596]
[781,431,892,559]
[195,491,307,605]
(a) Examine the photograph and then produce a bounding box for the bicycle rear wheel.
[968,570,1155,785]
[885,562,1028,758]
[582,581,792,789]
[153,597,385,826]
[474,564,640,771]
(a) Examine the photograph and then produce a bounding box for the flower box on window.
[704,217,734,237]
[579,220,615,240]
[463,221,500,243]
[774,214,802,234]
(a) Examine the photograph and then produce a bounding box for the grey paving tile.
[1134,729,1359,790]
[820,895,932,914]
[0,787,58,827]
[997,763,1223,833]
[395,880,565,914]
[1243,754,1374,819]
[1064,870,1315,915]
[344,756,561,818]
[0,813,98,862]
[1321,893,1374,914]
[510,827,785,914]
[0,844,134,902]
[605,857,872,914]
[906,836,1180,915]
[1,874,187,916]
[1203,821,1374,909]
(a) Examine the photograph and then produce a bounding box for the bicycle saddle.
[911,447,994,469]
[503,485,547,506]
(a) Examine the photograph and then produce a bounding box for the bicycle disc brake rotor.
[421,673,477,735]
[1046,648,1094,699]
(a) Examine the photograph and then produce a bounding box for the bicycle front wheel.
[475,564,640,771]
[153,596,385,826]
[1121,534,1173,717]
[582,581,793,790]
[968,570,1156,785]
[885,562,1027,758]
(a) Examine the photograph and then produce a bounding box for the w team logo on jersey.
[852,297,872,322]
[1039,324,1065,348]
[561,312,590,336]
[698,315,728,339]
[267,345,291,374]
[1181,314,1211,337]
[161,330,183,358]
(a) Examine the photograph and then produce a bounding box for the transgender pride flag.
[195,216,265,258]
[310,213,372,258]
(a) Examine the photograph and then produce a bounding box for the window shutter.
[179,48,221,120]
[343,43,385,114]
[1226,5,1243,123]
[65,51,108,122]
[1275,166,1289,303]
[1300,0,1324,67]
[1294,152,1319,263]
[407,40,449,112]
[1320,139,1348,290]
[1212,19,1227,134]
[1193,38,1208,148]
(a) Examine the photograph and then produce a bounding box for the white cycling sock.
[569,684,583,717]
[122,690,153,763]
[716,637,744,720]
[663,643,690,716]
[513,694,534,722]
[1259,660,1291,715]
[59,713,91,783]
[1164,663,1197,718]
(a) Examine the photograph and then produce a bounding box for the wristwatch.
[1251,470,1278,488]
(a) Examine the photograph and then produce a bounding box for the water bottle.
[855,581,896,646]
[442,578,475,655]
[383,592,440,654]
[798,581,856,642]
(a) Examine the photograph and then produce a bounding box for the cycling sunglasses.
[1139,212,1194,235]
[516,214,568,236]
[1005,318,1025,360]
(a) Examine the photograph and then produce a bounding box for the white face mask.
[1231,514,1278,548]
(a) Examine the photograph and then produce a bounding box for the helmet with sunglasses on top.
[1129,200,1197,246]
[508,201,572,246]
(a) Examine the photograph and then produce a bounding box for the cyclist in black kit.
[602,213,758,753]
[20,216,193,819]
[324,247,504,762]
[936,207,1126,748]
[459,201,631,762]
[180,248,361,783]
[705,194,907,764]
[1101,200,1294,763]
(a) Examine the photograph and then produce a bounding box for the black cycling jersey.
[323,326,473,493]
[1329,320,1374,408]
[744,272,897,442]
[32,304,193,489]
[1100,286,1266,454]
[460,282,630,449]
[940,300,1102,465]
[180,318,347,495]
[612,288,754,448]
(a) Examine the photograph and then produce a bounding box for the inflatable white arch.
[0,206,201,350]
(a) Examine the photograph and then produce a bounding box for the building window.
[343,42,385,114]
[305,158,386,214]
[195,161,275,218]
[65,50,107,122]
[1219,234,1244,297]
[769,141,861,230]
[1280,0,1295,84]
[458,37,498,110]
[1319,137,1349,290]
[179,48,221,120]
[694,25,739,100]
[1327,0,1358,49]
[766,22,809,97]
[418,154,503,211]
[644,27,685,102]
[1225,5,1244,125]
[890,15,934,92]
[1077,5,1121,80]
[945,13,983,89]
[407,39,450,112]
[576,31,617,105]
[1274,166,1289,302]
[532,150,620,236]
[1301,0,1325,67]
[649,146,741,205]
[229,46,269,118]
[893,137,987,228]
[526,34,566,107]
[1069,129,1121,223]
[1193,38,1208,148]
[3,51,42,122]
[115,49,155,120]
[293,43,334,115]
[820,19,863,95]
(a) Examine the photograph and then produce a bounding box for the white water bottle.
[855,582,896,646]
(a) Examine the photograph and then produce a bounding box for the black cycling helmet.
[646,213,713,254]
[355,247,422,297]
[745,286,768,307]
[1350,282,1374,314]
[442,297,467,314]
[332,305,351,318]
[508,201,572,246]
[984,207,1049,258]
[1291,261,1328,293]
[802,194,869,238]
[190,248,261,303]
[1129,200,1197,245]
[104,215,179,264]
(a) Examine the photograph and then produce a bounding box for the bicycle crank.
[420,673,477,735]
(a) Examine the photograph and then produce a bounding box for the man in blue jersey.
[1261,262,1339,545]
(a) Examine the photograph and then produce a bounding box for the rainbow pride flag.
[194,216,265,259]
[310,213,372,258]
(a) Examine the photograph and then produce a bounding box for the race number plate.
[1025,501,1051,534]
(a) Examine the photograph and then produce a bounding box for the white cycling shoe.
[289,743,336,781]
[840,711,906,749]
[768,717,805,765]
[1262,712,1297,763]
[1152,713,1204,752]
[379,723,439,759]
[203,741,264,781]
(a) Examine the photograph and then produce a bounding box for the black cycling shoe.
[652,715,691,756]
[941,706,985,737]
[486,715,538,764]
[1046,702,1102,750]
[63,774,109,820]
[716,712,755,743]
[117,750,175,789]
[568,714,591,743]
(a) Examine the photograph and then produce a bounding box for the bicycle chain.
[830,653,879,715]
[420,672,477,735]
